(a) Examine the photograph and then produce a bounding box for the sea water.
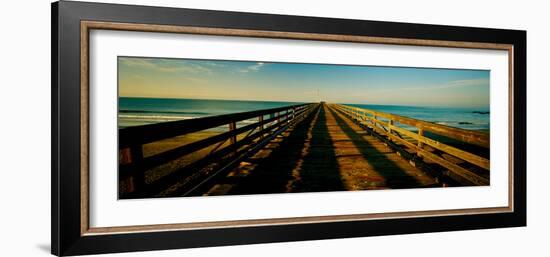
[348,104,489,131]
[119,97,489,131]
[118,97,305,129]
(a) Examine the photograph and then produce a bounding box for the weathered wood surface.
[120,101,490,198]
[334,104,490,148]
[119,103,311,148]
[118,103,318,198]
[333,104,489,186]
[203,104,438,196]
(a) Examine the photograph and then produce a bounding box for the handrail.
[332,104,489,186]
[119,103,319,198]
[334,104,489,148]
[119,103,311,148]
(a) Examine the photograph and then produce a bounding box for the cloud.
[446,78,489,88]
[373,78,489,93]
[238,62,265,73]
[119,57,213,75]
[119,58,157,69]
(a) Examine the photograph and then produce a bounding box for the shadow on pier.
[203,104,434,196]
[118,102,490,199]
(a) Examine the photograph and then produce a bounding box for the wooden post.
[417,128,424,157]
[229,122,237,145]
[388,119,394,140]
[128,145,144,194]
[120,148,132,165]
[259,115,264,139]
[229,122,237,156]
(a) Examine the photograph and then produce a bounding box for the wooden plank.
[418,148,489,186]
[388,132,417,150]
[387,123,489,170]
[420,136,489,170]
[119,114,286,178]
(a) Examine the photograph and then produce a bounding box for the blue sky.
[118,57,490,108]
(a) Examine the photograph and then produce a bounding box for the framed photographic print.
[51,1,526,256]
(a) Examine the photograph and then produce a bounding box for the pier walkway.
[205,104,437,196]
[118,102,490,199]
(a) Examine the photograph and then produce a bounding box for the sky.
[118,56,490,108]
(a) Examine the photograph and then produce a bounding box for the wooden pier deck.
[204,104,437,196]
[118,102,490,199]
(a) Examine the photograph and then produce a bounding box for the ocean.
[118,97,489,131]
[118,97,305,129]
[348,103,490,131]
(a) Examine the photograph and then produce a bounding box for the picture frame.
[51,1,526,256]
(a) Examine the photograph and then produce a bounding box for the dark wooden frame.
[52,1,526,256]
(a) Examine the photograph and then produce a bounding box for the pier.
[119,103,490,199]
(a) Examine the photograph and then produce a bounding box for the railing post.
[417,128,424,157]
[259,115,264,139]
[229,122,237,145]
[120,148,132,165]
[121,145,145,194]
[388,119,394,140]
[229,122,237,156]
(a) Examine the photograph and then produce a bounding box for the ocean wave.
[434,121,486,126]
[119,114,197,121]
[119,109,211,115]
[432,121,489,130]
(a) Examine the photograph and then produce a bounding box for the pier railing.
[119,103,319,198]
[332,104,490,186]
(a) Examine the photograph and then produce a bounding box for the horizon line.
[119,96,489,109]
